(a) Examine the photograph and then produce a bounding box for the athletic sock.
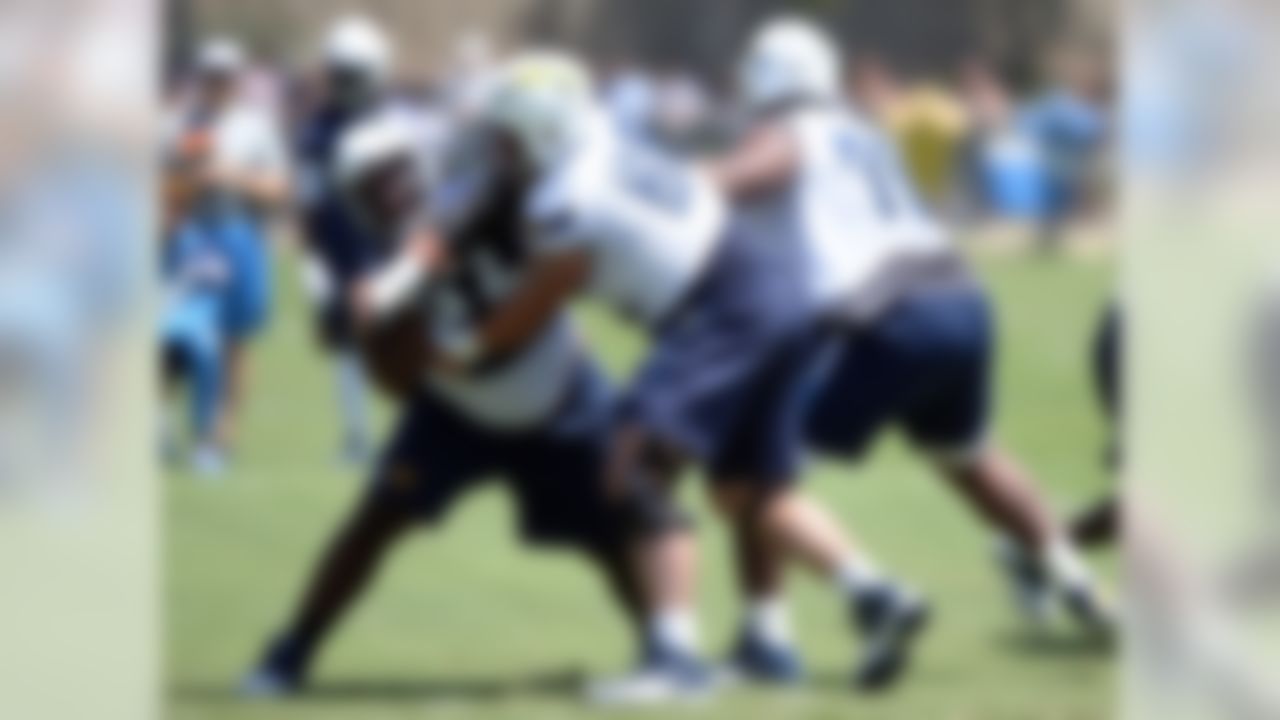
[833,555,886,602]
[1042,537,1094,592]
[648,607,700,658]
[745,596,794,649]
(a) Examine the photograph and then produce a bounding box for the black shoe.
[239,636,309,699]
[725,631,805,685]
[851,585,931,692]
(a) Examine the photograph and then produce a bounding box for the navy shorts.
[619,233,830,485]
[369,361,620,550]
[807,282,993,459]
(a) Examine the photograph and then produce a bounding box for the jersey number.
[615,144,692,214]
[834,132,918,221]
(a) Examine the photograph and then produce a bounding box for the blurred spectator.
[954,49,1111,248]
[882,81,970,211]
[1016,46,1110,248]
[160,133,234,477]
[164,36,290,453]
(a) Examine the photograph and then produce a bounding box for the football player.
[293,16,413,465]
[719,17,1113,644]
[440,51,928,703]
[241,112,645,696]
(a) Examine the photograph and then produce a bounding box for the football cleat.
[724,630,805,685]
[586,644,717,706]
[851,584,931,692]
[996,539,1055,628]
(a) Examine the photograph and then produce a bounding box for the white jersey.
[427,317,582,431]
[422,131,584,430]
[164,100,289,184]
[527,115,725,326]
[740,105,950,313]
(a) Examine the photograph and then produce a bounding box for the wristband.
[365,251,425,318]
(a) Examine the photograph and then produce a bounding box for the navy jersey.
[294,103,380,287]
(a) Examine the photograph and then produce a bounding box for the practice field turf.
[169,247,1116,719]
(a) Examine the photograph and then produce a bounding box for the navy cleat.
[586,643,718,706]
[851,584,931,692]
[239,636,310,699]
[724,631,805,686]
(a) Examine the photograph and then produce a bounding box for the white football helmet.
[740,16,841,111]
[483,50,594,169]
[335,112,418,188]
[323,15,392,85]
[197,36,246,76]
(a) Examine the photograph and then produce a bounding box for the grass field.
[169,248,1116,719]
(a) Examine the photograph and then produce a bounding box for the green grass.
[168,249,1116,719]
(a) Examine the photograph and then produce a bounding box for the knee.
[605,432,689,535]
[614,479,691,539]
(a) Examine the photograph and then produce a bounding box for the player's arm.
[704,123,800,199]
[434,248,591,373]
[350,223,446,330]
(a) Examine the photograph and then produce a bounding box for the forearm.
[705,124,799,200]
[436,250,590,369]
[352,228,444,330]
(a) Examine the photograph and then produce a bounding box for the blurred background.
[158,2,1120,720]
[169,0,1115,252]
[41,0,1280,719]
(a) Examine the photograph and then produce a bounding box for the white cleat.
[1061,583,1118,638]
[585,654,718,707]
[996,540,1055,629]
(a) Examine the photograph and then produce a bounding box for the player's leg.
[1070,304,1123,548]
[504,364,652,647]
[316,300,372,467]
[711,328,928,691]
[331,347,372,465]
[933,445,1108,627]
[714,481,927,690]
[185,332,227,477]
[586,425,712,705]
[242,493,417,695]
[159,343,184,466]
[216,219,271,453]
[899,285,1111,630]
[243,393,479,696]
[608,428,701,655]
[218,338,249,450]
[580,539,646,645]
